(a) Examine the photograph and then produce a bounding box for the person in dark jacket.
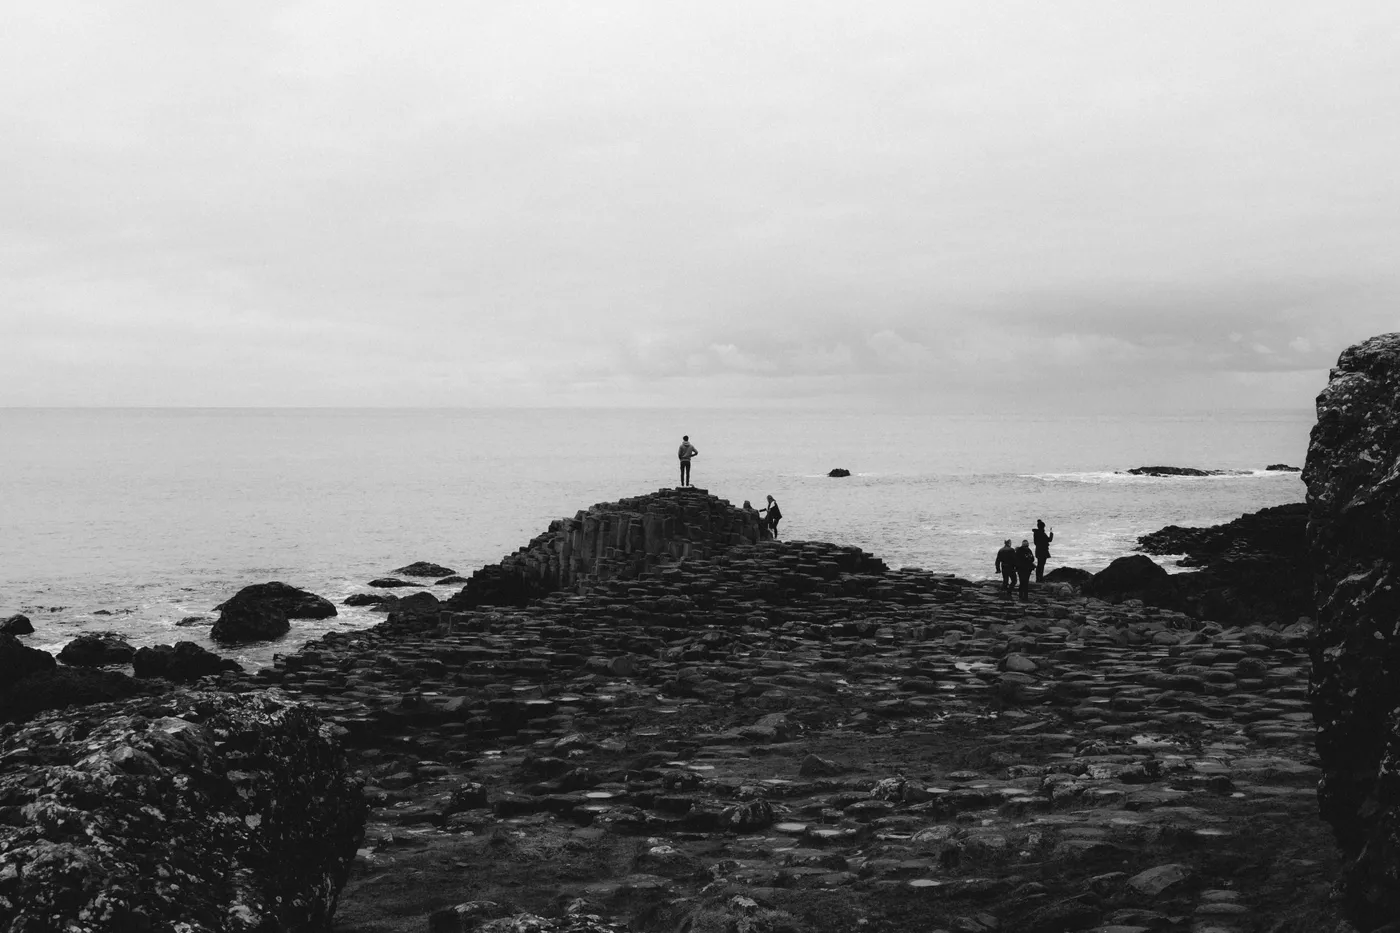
[762,495,782,538]
[1033,519,1054,582]
[995,539,1016,592]
[1015,539,1036,601]
[677,436,698,487]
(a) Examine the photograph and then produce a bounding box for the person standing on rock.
[1033,519,1054,582]
[1015,539,1036,601]
[995,539,1017,593]
[678,435,698,487]
[762,495,782,538]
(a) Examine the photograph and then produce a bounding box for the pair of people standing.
[995,520,1054,601]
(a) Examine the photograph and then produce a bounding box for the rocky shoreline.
[0,485,1338,933]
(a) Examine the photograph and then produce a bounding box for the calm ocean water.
[0,408,1311,669]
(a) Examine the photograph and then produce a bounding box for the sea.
[0,407,1313,671]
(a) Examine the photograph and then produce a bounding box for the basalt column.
[1305,332,1400,929]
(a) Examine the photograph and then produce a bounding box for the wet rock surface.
[0,690,367,932]
[133,640,245,683]
[212,581,338,644]
[394,561,458,578]
[56,632,136,667]
[1305,331,1400,928]
[0,614,33,636]
[220,497,1336,932]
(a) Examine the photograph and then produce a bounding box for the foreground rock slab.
[0,691,366,932]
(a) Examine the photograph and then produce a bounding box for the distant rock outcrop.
[1266,463,1302,472]
[1305,332,1400,927]
[57,632,136,667]
[0,691,367,931]
[447,487,776,610]
[368,577,417,588]
[0,613,33,635]
[828,468,852,477]
[133,641,243,683]
[392,561,456,577]
[1123,466,1240,477]
[211,581,336,644]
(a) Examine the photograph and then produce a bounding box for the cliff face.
[448,486,773,609]
[1305,332,1400,929]
[0,691,366,932]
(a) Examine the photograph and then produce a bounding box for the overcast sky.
[2,2,1397,410]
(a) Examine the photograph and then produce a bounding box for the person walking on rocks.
[762,495,782,538]
[995,539,1017,593]
[1033,519,1054,582]
[677,435,698,487]
[1015,539,1036,601]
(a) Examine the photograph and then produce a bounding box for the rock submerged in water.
[1304,332,1400,927]
[211,581,336,644]
[133,641,243,683]
[0,691,367,931]
[57,632,136,667]
[368,577,418,588]
[391,560,457,577]
[0,613,33,635]
[1124,465,1230,477]
[828,468,851,477]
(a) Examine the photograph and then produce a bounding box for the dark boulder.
[368,577,417,588]
[1082,555,1174,604]
[1266,463,1302,472]
[58,632,137,667]
[0,632,56,684]
[0,691,367,930]
[175,615,211,627]
[1042,566,1093,586]
[214,581,337,619]
[0,667,152,723]
[435,575,469,585]
[133,641,243,683]
[344,592,392,607]
[0,613,33,635]
[828,468,852,477]
[391,561,457,577]
[1304,332,1400,927]
[388,591,441,625]
[211,582,334,644]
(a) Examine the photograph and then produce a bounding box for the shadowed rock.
[1305,332,1400,928]
[0,691,367,931]
[1042,566,1093,586]
[1081,555,1174,604]
[344,592,392,607]
[57,632,136,667]
[0,632,56,684]
[1267,463,1302,472]
[0,613,33,635]
[0,666,151,723]
[369,577,417,588]
[212,582,335,644]
[133,641,243,683]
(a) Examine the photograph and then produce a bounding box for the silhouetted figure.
[1015,539,1036,601]
[995,539,1016,592]
[678,435,698,487]
[762,495,782,538]
[1033,519,1054,582]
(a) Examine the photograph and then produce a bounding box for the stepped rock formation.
[0,691,366,932]
[1305,332,1400,928]
[448,486,773,610]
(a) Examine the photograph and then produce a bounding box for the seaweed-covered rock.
[0,631,56,683]
[1305,332,1400,928]
[0,613,33,635]
[133,641,244,683]
[392,561,457,578]
[0,690,367,931]
[57,632,136,667]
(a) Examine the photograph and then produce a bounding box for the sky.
[2,1,1398,411]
